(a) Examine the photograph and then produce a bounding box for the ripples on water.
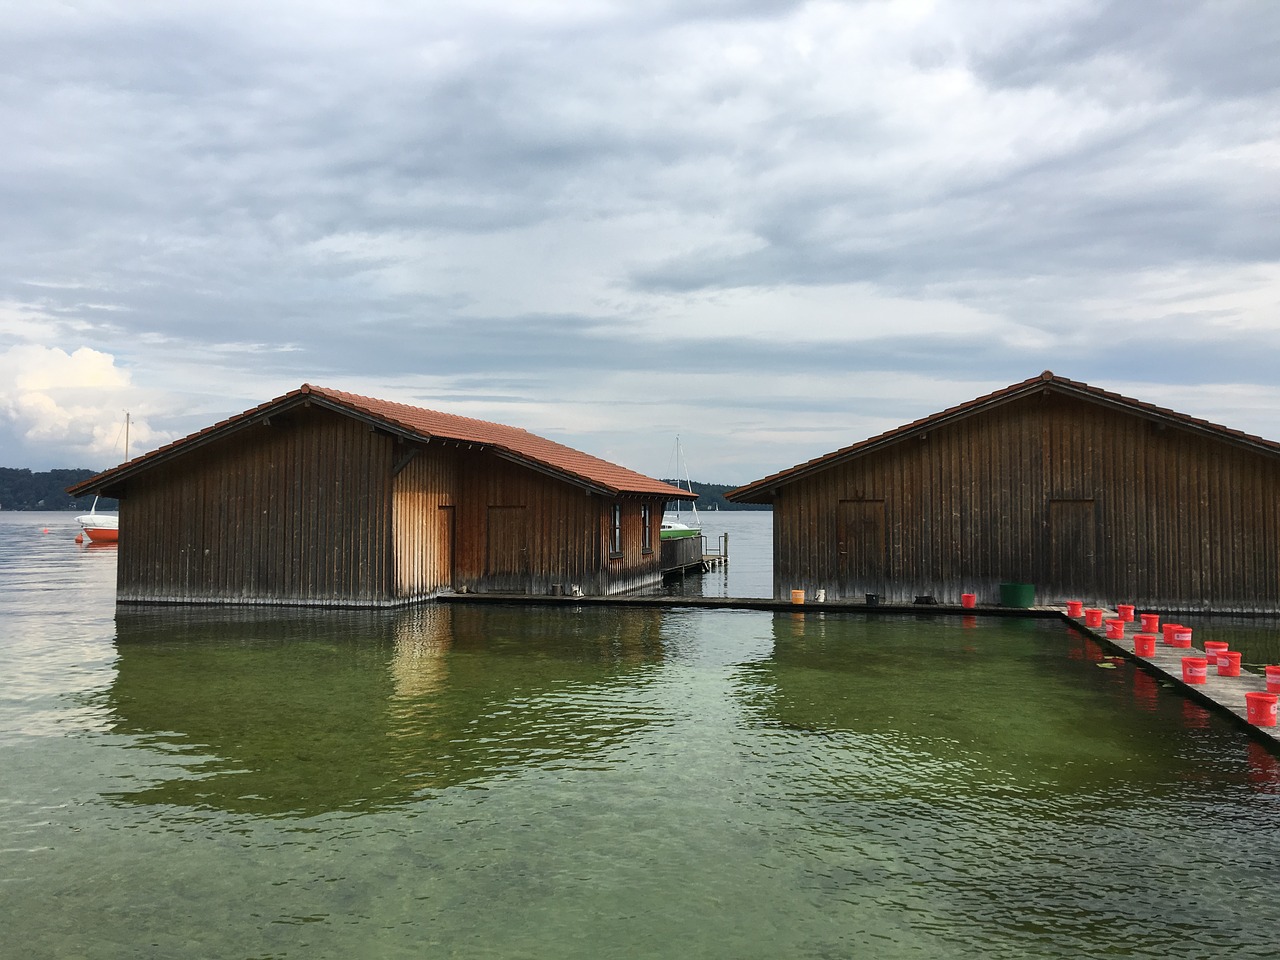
[3,513,1280,958]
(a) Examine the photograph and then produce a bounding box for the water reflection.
[105,604,668,817]
[1131,668,1160,712]
[1169,614,1280,668]
[734,612,1231,798]
[1246,741,1280,794]
[719,612,1280,959]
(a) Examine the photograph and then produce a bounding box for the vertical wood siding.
[446,450,663,596]
[115,410,669,606]
[391,444,457,601]
[774,392,1280,611]
[118,409,393,605]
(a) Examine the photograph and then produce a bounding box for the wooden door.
[838,499,887,595]
[1049,499,1096,597]
[485,506,529,589]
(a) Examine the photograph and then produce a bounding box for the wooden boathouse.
[67,385,695,606]
[727,371,1280,612]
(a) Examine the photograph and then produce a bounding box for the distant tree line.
[0,468,115,511]
[662,480,769,511]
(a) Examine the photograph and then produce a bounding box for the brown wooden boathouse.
[728,371,1280,612]
[68,385,694,606]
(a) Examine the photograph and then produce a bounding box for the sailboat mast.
[674,435,699,526]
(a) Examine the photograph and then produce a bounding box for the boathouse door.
[837,499,887,598]
[486,505,530,591]
[1048,499,1096,598]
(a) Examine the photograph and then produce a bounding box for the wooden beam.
[391,447,419,477]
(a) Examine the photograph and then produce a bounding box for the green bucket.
[999,582,1035,607]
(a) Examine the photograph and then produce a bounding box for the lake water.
[5,511,1280,959]
[663,509,773,599]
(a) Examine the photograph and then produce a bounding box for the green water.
[1169,614,1280,669]
[4,515,1280,959]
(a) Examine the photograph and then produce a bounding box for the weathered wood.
[660,536,702,574]
[112,405,669,606]
[768,391,1280,610]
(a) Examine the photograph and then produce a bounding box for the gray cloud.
[974,0,1280,99]
[1,1,1277,479]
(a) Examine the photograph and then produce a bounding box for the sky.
[2,0,1278,485]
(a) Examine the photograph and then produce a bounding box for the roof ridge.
[727,371,1280,502]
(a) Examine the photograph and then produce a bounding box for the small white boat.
[76,414,128,544]
[76,498,119,543]
[661,436,701,541]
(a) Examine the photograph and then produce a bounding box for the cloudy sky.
[2,0,1277,484]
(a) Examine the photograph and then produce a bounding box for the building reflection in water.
[105,603,667,817]
[733,612,1190,800]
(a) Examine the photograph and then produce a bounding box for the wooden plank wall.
[115,409,669,605]
[118,409,393,605]
[445,449,664,596]
[774,392,1280,610]
[391,444,456,601]
[390,444,664,597]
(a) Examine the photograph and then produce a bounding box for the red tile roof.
[67,384,695,501]
[727,370,1280,503]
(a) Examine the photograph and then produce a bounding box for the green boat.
[661,436,701,540]
[660,517,701,540]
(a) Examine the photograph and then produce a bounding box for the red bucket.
[1172,627,1193,648]
[1162,623,1180,644]
[1066,600,1084,617]
[961,593,976,609]
[1267,665,1280,693]
[1117,604,1135,622]
[1203,641,1229,663]
[1246,692,1279,727]
[1216,651,1241,677]
[1105,619,1125,639]
[1084,608,1104,628]
[1181,657,1208,684]
[1134,634,1157,657]
[1140,612,1160,633]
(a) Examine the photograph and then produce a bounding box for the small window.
[610,502,623,556]
[641,503,652,553]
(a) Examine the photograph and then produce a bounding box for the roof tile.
[306,385,690,498]
[68,384,694,501]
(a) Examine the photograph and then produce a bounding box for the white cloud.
[3,344,128,392]
[0,345,166,465]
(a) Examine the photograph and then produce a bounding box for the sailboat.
[661,435,701,541]
[76,413,128,544]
